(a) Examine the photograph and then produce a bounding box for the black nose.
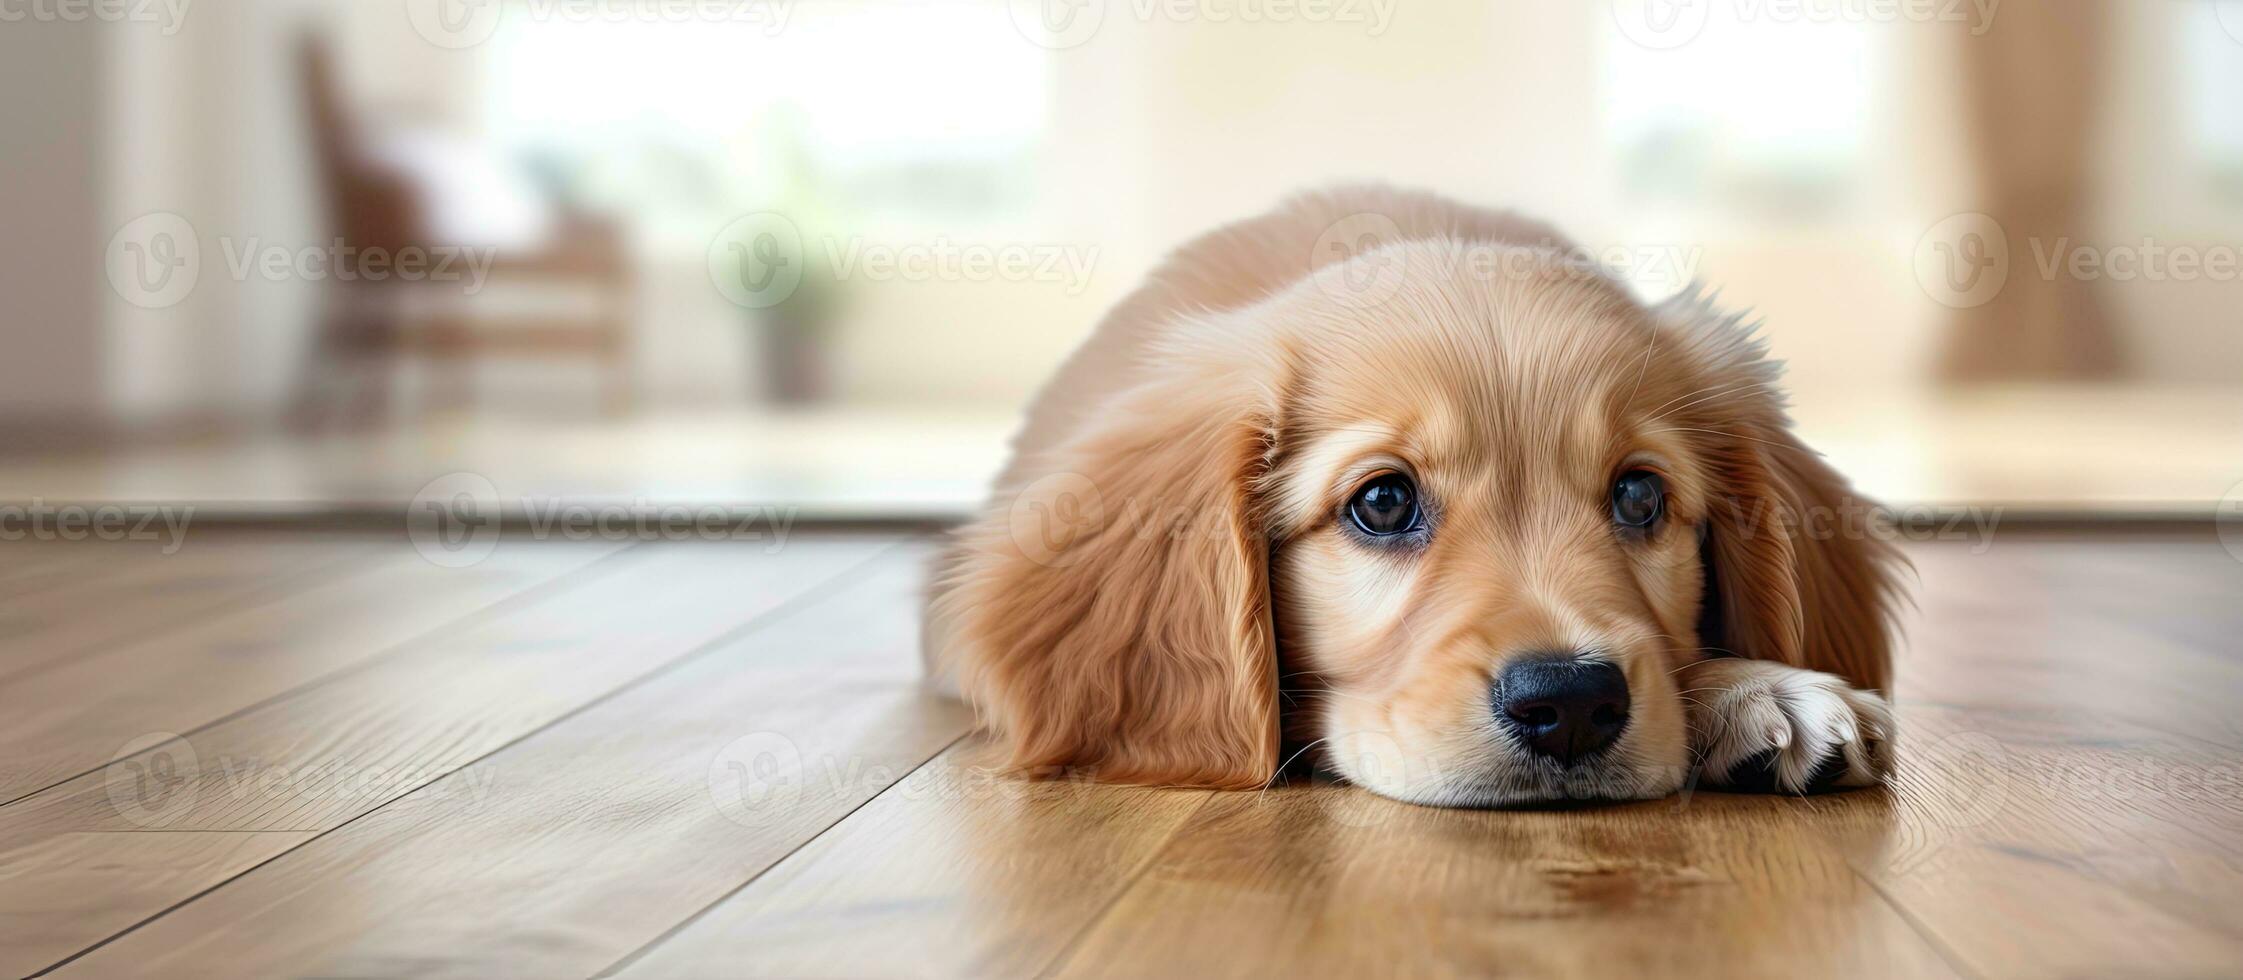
[1494,656,1630,764]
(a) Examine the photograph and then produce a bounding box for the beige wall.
[17,0,2242,430]
[0,19,106,426]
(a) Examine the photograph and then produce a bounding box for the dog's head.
[938,237,1901,806]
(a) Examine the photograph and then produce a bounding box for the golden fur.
[928,186,1906,805]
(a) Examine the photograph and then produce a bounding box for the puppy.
[928,186,1904,806]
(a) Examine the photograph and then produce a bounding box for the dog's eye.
[1348,473,1420,536]
[1611,469,1665,530]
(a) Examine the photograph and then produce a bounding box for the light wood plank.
[0,537,894,978]
[1898,538,2243,750]
[0,532,366,682]
[51,545,972,979]
[1829,703,2243,978]
[1044,784,1958,979]
[1840,535,2243,975]
[0,544,107,596]
[0,532,271,605]
[16,529,2243,979]
[0,539,621,803]
[610,738,1213,979]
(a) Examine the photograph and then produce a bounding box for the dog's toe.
[1690,662,1894,795]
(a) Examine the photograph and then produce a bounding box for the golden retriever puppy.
[927,186,1904,806]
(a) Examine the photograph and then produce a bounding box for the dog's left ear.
[931,329,1284,789]
[1663,297,1907,694]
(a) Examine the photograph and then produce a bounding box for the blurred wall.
[0,20,106,428]
[9,0,2243,435]
[108,0,326,426]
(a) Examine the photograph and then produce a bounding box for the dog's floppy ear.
[1662,296,1906,694]
[931,331,1283,789]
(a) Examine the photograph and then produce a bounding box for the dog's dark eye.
[1611,469,1665,530]
[1348,473,1420,536]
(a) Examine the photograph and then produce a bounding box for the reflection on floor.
[3,528,2240,977]
[5,384,2239,519]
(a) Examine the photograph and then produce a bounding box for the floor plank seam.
[1847,858,1986,980]
[26,537,911,978]
[590,728,977,979]
[1031,791,1218,980]
[0,541,649,812]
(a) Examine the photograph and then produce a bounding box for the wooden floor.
[3,526,2241,978]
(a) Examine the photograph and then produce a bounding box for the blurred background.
[2,0,2239,520]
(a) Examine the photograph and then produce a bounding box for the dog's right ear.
[929,326,1285,790]
[1657,292,1907,694]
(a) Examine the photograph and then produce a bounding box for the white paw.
[1684,659,1894,794]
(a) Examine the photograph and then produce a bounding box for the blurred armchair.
[294,35,635,427]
